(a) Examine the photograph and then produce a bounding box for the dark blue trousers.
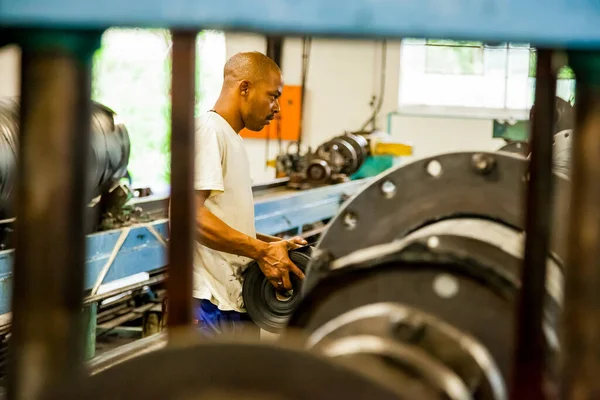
[193,298,260,338]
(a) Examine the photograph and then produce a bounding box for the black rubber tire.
[242,250,311,333]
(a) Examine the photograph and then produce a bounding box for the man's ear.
[240,80,250,97]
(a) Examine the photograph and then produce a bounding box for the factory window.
[398,39,576,119]
[92,29,226,193]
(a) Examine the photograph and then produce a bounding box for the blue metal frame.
[255,180,365,235]
[2,0,600,48]
[0,180,366,316]
[0,222,169,317]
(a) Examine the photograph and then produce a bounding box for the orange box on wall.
[240,85,302,141]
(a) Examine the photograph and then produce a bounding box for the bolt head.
[471,153,496,174]
[380,180,397,198]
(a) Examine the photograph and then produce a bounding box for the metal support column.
[167,30,196,342]
[510,49,557,400]
[6,29,102,400]
[561,51,600,400]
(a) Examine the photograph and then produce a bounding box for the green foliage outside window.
[91,29,225,189]
[528,51,576,80]
[527,51,576,104]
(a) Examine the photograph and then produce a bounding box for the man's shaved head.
[217,51,284,132]
[223,51,281,88]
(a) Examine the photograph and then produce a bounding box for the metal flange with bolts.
[284,151,571,399]
[306,151,570,284]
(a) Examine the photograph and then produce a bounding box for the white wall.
[389,115,504,164]
[0,45,20,97]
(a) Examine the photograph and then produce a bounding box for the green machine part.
[351,155,396,180]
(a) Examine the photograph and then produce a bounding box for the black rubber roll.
[0,97,130,219]
[242,249,312,333]
[0,98,19,220]
[89,101,131,197]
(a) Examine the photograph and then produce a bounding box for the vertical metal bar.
[509,49,556,400]
[561,51,600,399]
[84,303,98,360]
[266,36,283,67]
[296,36,311,151]
[7,30,100,400]
[167,30,196,337]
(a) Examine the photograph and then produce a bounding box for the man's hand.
[286,236,308,249]
[256,240,305,290]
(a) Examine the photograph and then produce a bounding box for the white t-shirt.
[193,111,256,312]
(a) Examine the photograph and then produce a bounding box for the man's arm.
[196,190,268,259]
[256,232,281,243]
[195,190,305,289]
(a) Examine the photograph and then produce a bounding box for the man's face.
[241,71,283,131]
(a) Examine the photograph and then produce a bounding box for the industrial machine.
[239,122,573,340]
[0,97,165,377]
[276,130,412,189]
[0,97,135,233]
[286,149,569,399]
[2,1,600,399]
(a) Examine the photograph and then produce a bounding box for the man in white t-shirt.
[193,51,307,337]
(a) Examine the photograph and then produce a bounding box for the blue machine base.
[0,179,366,316]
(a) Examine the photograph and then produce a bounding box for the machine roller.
[278,131,412,189]
[0,97,131,220]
